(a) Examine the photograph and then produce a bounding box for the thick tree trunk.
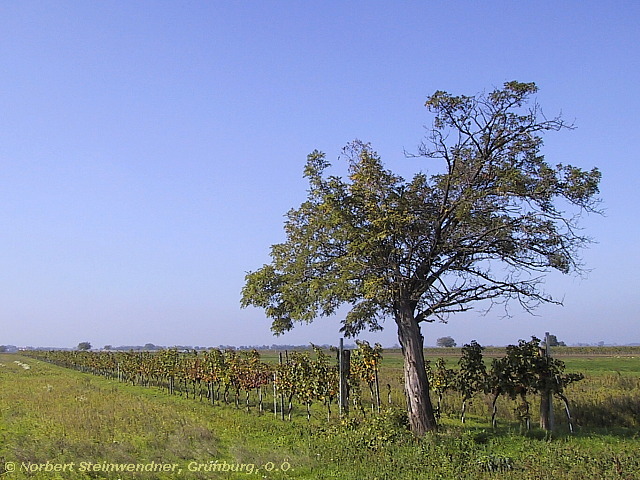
[395,303,438,435]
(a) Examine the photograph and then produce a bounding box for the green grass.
[375,348,640,432]
[380,348,640,375]
[2,352,640,479]
[0,354,311,479]
[561,356,640,376]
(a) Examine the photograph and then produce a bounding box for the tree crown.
[241,81,601,337]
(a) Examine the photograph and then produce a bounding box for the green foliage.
[456,341,488,422]
[476,454,514,472]
[486,337,584,430]
[309,345,339,404]
[326,408,411,451]
[490,337,584,400]
[349,340,383,413]
[241,81,601,338]
[350,341,383,385]
[457,341,488,396]
[429,358,456,417]
[28,347,346,422]
[437,336,457,347]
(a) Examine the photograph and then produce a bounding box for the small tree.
[489,337,583,431]
[429,358,456,418]
[489,338,541,430]
[436,336,456,348]
[241,81,601,435]
[77,342,91,351]
[456,340,488,423]
[350,340,383,413]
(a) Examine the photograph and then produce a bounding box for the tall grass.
[375,351,640,431]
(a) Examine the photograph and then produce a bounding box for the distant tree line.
[98,343,346,352]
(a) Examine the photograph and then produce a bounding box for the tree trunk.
[396,304,438,435]
[539,390,552,431]
[491,392,499,428]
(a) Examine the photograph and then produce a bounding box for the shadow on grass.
[435,413,639,444]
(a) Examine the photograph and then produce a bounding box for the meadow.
[1,348,639,479]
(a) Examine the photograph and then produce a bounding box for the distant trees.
[542,334,566,347]
[77,342,91,351]
[436,336,456,348]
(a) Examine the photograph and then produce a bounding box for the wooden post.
[339,339,350,417]
[278,352,285,421]
[374,369,381,413]
[273,371,278,418]
[546,332,555,430]
[540,332,555,431]
[339,339,344,416]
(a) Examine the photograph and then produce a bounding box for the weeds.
[2,352,640,479]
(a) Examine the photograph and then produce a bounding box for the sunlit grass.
[2,351,640,479]
[0,354,311,479]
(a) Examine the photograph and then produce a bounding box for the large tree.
[241,81,600,435]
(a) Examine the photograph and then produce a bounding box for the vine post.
[273,369,278,418]
[540,332,555,431]
[278,352,285,421]
[338,338,350,417]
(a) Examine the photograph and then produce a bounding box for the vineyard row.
[24,337,584,429]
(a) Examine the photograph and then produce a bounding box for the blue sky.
[1,1,638,348]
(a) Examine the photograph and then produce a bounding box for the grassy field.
[1,350,639,479]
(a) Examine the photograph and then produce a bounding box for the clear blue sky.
[1,1,638,348]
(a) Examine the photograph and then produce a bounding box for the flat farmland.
[1,349,639,479]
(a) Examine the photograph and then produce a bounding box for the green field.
[1,350,639,479]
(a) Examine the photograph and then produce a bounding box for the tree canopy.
[437,336,457,348]
[242,81,600,337]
